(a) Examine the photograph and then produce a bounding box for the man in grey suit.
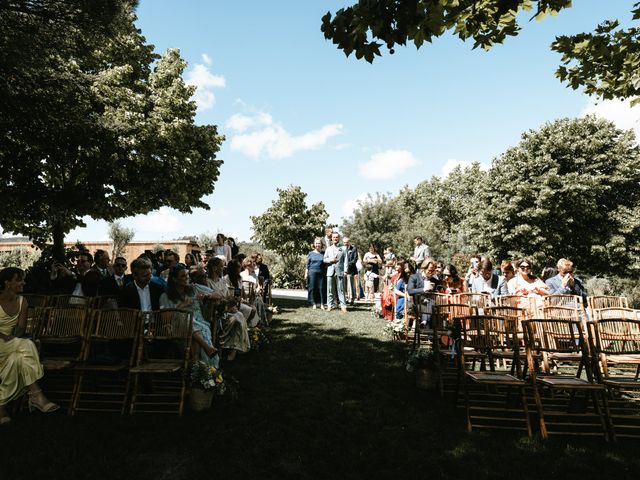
[324,232,347,312]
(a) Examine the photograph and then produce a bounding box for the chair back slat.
[544,294,582,309]
[594,307,638,320]
[542,306,580,321]
[495,295,525,308]
[432,304,474,330]
[92,309,141,339]
[486,306,528,335]
[523,319,584,354]
[454,293,491,310]
[147,309,193,340]
[588,295,629,310]
[460,315,509,350]
[49,294,91,308]
[591,319,640,355]
[40,307,90,337]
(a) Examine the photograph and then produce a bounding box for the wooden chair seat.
[465,371,524,385]
[74,363,128,372]
[603,378,640,388]
[130,359,183,374]
[537,376,604,389]
[606,354,640,364]
[42,359,74,370]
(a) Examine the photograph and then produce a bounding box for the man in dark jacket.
[118,257,164,311]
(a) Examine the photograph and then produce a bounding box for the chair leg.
[464,375,472,432]
[520,385,533,438]
[129,373,139,415]
[532,382,548,440]
[71,371,84,416]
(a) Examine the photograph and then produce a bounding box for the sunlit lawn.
[1,299,639,479]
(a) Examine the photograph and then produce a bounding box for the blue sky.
[62,0,639,243]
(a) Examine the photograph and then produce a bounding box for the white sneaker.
[312,304,317,309]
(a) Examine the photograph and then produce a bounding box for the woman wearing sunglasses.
[507,258,549,314]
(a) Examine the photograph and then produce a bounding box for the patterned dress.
[0,297,43,405]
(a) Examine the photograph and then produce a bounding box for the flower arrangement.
[383,318,405,340]
[189,361,226,394]
[266,305,279,315]
[405,348,437,372]
[250,325,269,351]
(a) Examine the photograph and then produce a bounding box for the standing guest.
[545,258,588,305]
[363,265,379,301]
[381,259,402,320]
[160,266,218,365]
[394,261,415,319]
[383,246,396,262]
[160,251,178,281]
[119,257,164,311]
[227,237,239,258]
[0,267,58,424]
[496,261,515,297]
[214,233,232,264]
[343,237,359,306]
[321,226,333,251]
[323,232,347,313]
[363,244,383,292]
[411,237,430,265]
[305,238,326,309]
[442,264,466,295]
[253,253,271,304]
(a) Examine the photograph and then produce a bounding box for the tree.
[251,186,329,285]
[108,221,135,259]
[321,1,640,102]
[0,1,223,261]
[481,116,640,276]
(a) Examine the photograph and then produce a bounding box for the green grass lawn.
[2,300,639,479]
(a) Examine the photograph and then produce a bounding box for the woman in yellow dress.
[0,267,58,424]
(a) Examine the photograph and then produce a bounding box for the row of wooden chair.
[460,315,640,440]
[27,307,193,416]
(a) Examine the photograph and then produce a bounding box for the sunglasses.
[519,265,531,269]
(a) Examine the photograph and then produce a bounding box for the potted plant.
[189,361,226,411]
[406,348,437,390]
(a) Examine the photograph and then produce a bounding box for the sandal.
[0,415,11,426]
[28,390,60,413]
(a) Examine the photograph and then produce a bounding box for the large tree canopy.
[322,0,640,102]
[0,0,223,260]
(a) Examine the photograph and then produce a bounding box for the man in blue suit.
[545,258,588,306]
[324,232,347,312]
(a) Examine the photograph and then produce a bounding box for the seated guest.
[241,257,267,325]
[496,261,515,296]
[508,258,549,314]
[204,258,251,361]
[91,249,112,279]
[380,259,401,321]
[118,257,164,311]
[545,258,587,305]
[541,266,558,283]
[227,237,239,258]
[50,251,97,303]
[407,258,442,296]
[1,267,58,425]
[160,251,178,281]
[160,265,218,365]
[98,256,132,297]
[224,259,257,327]
[184,253,197,268]
[442,264,466,295]
[470,259,500,296]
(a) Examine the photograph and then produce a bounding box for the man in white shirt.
[119,257,164,311]
[411,237,430,265]
[323,232,347,312]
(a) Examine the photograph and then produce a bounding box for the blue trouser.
[307,271,326,306]
[327,274,346,307]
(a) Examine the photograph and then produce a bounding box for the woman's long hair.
[0,267,23,291]
[166,265,194,302]
[226,259,242,287]
[206,257,224,280]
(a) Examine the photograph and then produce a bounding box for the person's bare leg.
[193,331,217,357]
[28,382,58,412]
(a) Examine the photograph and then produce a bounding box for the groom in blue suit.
[324,232,347,312]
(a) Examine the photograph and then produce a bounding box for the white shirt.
[413,243,429,263]
[135,282,152,312]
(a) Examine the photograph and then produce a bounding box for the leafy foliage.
[0,247,41,270]
[344,117,640,278]
[251,185,329,286]
[108,221,135,259]
[0,1,223,260]
[321,0,640,103]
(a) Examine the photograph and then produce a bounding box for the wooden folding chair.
[544,294,583,309]
[92,295,119,310]
[523,319,613,440]
[71,308,142,415]
[495,295,525,308]
[128,309,193,415]
[455,293,491,313]
[486,306,529,377]
[48,294,91,308]
[459,315,532,436]
[589,295,629,310]
[36,307,92,411]
[242,280,256,305]
[594,308,639,320]
[20,294,49,339]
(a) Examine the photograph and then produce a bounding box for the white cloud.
[342,192,370,217]
[230,120,344,159]
[127,207,182,234]
[358,149,419,180]
[226,112,273,133]
[185,55,226,111]
[581,97,640,140]
[440,159,490,177]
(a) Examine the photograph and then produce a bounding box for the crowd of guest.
[0,234,272,424]
[305,228,588,320]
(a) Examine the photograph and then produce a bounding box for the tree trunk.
[52,222,66,263]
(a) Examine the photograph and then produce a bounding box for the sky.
[60,0,640,244]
